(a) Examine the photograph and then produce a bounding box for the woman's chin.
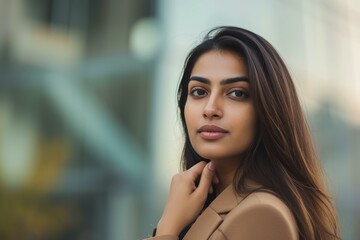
[197,152,229,161]
[196,149,243,163]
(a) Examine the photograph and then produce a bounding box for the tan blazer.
[145,185,298,240]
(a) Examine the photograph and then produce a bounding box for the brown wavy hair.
[177,26,340,240]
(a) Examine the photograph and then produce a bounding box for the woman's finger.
[208,185,213,194]
[195,161,216,196]
[186,161,207,181]
[212,174,219,184]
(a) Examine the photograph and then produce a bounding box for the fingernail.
[208,161,216,171]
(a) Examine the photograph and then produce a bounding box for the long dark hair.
[177,26,340,240]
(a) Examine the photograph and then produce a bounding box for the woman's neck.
[212,159,239,193]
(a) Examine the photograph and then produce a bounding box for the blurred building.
[0,0,359,239]
[0,0,157,239]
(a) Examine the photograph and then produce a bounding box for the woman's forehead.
[190,50,248,81]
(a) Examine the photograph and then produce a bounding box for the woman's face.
[184,50,257,162]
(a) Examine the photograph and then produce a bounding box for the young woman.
[145,26,340,240]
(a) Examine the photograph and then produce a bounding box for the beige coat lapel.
[183,185,243,240]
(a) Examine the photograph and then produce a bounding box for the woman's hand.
[155,161,218,236]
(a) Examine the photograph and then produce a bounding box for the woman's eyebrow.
[221,76,249,85]
[189,76,249,85]
[189,76,210,84]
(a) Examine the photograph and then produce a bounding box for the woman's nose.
[203,96,223,119]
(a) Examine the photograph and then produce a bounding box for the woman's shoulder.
[215,190,299,240]
[236,190,294,215]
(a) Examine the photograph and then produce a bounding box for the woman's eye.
[190,88,207,97]
[228,89,248,99]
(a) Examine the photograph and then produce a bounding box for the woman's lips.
[198,125,228,140]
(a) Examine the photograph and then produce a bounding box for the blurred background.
[0,0,358,239]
